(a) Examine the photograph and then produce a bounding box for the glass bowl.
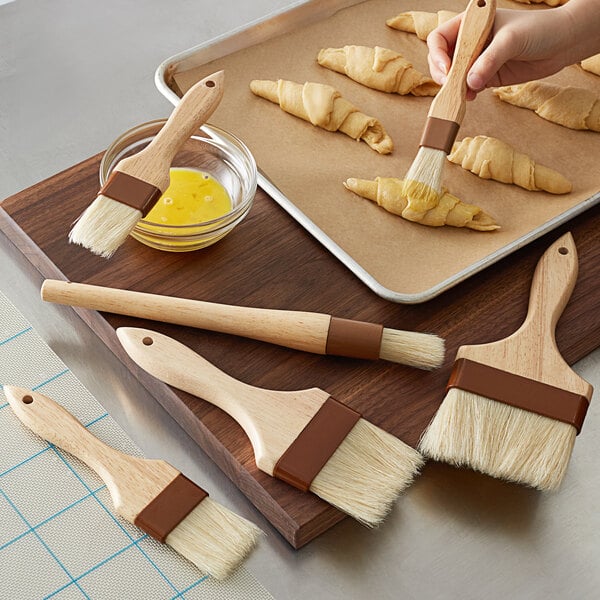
[100,120,257,252]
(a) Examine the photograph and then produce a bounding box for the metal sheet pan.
[155,0,600,303]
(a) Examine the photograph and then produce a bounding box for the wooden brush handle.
[458,232,592,395]
[41,279,331,354]
[520,231,579,343]
[116,70,225,190]
[428,0,496,124]
[3,385,179,521]
[116,327,330,474]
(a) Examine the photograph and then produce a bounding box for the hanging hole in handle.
[22,395,34,404]
[558,247,569,255]
[205,80,215,88]
[142,337,154,346]
[477,0,486,6]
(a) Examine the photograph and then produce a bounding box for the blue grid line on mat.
[0,301,210,600]
[0,483,107,551]
[50,443,182,596]
[1,488,92,600]
[0,326,33,347]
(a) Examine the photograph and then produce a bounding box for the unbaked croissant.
[581,54,600,77]
[386,10,458,40]
[344,177,499,231]
[448,135,572,194]
[494,81,600,132]
[250,79,393,154]
[317,46,439,96]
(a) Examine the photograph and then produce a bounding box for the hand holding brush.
[69,71,224,258]
[402,0,496,220]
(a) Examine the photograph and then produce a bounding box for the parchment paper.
[167,0,600,299]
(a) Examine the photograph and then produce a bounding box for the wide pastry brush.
[41,279,445,369]
[69,71,224,258]
[402,0,496,220]
[419,232,593,491]
[4,385,261,579]
[117,327,424,527]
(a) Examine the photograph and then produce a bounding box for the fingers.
[467,29,519,92]
[426,15,463,85]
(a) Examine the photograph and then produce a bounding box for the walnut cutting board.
[1,156,600,548]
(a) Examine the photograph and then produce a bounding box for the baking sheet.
[155,0,600,302]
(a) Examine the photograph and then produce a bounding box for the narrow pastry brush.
[4,385,261,579]
[41,279,445,369]
[69,70,224,258]
[402,0,496,219]
[116,327,425,526]
[419,232,593,491]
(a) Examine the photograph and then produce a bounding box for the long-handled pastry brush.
[69,70,224,258]
[116,327,425,527]
[401,0,496,220]
[41,279,445,369]
[4,385,261,579]
[418,232,593,491]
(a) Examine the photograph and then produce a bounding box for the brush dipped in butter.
[146,167,232,230]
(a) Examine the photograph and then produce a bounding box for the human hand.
[427,8,572,100]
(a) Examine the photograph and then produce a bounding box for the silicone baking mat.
[0,292,273,600]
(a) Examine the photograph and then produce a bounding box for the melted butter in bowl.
[100,121,257,252]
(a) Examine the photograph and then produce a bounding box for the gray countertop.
[2,2,599,598]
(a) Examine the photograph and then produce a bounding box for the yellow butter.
[145,167,231,229]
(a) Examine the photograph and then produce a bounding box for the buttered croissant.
[494,81,600,132]
[386,10,458,40]
[448,136,572,194]
[344,177,499,231]
[250,79,393,154]
[581,54,600,77]
[317,45,439,96]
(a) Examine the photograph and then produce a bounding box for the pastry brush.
[4,385,261,579]
[69,70,224,258]
[41,279,445,369]
[401,0,496,220]
[116,327,425,527]
[419,232,593,491]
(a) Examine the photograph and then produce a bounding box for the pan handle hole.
[22,395,34,404]
[142,337,154,346]
[558,247,569,255]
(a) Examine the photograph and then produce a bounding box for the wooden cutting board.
[2,155,599,548]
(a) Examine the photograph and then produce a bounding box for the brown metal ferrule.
[326,317,384,360]
[134,473,209,542]
[100,170,163,216]
[447,358,590,434]
[273,397,361,492]
[419,117,460,154]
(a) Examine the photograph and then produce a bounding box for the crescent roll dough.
[494,81,600,132]
[386,10,458,40]
[581,54,600,77]
[250,79,393,154]
[344,177,499,231]
[448,136,572,194]
[317,46,439,96]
